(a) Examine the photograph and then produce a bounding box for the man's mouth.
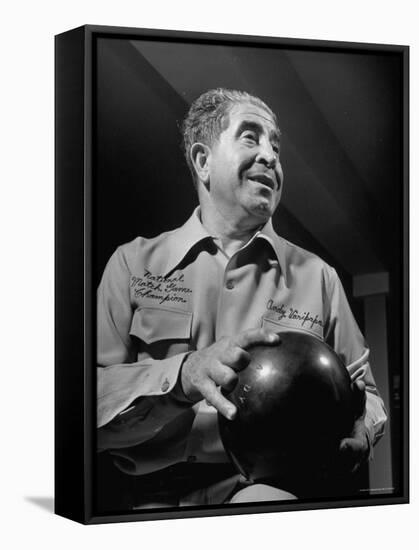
[247,173,276,191]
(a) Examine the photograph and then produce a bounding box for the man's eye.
[272,144,279,154]
[242,132,258,143]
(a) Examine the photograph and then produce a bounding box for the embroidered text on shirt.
[131,270,192,305]
[267,299,324,330]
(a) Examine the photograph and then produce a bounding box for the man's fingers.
[340,437,356,453]
[211,364,239,392]
[234,328,280,350]
[222,347,251,371]
[181,331,280,406]
[353,378,366,393]
[352,378,366,418]
[339,437,363,474]
[200,381,237,420]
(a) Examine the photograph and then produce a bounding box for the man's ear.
[190,142,211,187]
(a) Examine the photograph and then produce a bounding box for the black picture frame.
[55,24,409,524]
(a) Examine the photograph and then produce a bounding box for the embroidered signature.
[267,299,323,329]
[131,270,192,305]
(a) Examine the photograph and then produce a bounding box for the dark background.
[94,36,405,494]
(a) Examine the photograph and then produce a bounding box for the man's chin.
[249,199,275,221]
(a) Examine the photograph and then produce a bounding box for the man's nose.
[256,139,277,168]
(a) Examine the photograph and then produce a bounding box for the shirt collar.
[254,218,288,284]
[164,208,288,282]
[163,207,213,276]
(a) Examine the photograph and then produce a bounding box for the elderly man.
[96,88,387,510]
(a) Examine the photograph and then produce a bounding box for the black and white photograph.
[3,0,417,547]
[57,27,408,520]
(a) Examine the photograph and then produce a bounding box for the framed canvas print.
[55,24,409,524]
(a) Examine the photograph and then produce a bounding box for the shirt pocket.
[261,316,324,341]
[129,306,193,359]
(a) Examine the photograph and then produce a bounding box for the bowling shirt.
[97,208,387,475]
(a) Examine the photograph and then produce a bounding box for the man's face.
[207,102,284,226]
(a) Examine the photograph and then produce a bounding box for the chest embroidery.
[130,269,192,305]
[266,299,324,331]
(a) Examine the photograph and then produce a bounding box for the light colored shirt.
[97,208,387,475]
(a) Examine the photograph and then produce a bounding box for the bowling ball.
[218,331,357,496]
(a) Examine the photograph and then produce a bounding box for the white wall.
[1,1,417,549]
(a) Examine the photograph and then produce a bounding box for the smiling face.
[205,102,284,228]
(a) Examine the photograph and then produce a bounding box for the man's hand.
[338,379,370,473]
[181,329,280,420]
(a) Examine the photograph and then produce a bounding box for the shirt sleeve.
[324,267,387,452]
[97,246,193,450]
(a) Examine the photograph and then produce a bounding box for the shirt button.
[161,378,170,392]
[226,280,234,290]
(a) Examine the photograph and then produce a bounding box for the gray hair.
[181,88,280,186]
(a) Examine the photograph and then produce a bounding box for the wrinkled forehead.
[223,101,280,139]
[222,102,281,144]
